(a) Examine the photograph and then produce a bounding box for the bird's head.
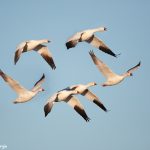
[104,27,107,31]
[127,72,133,77]
[98,27,107,32]
[42,39,50,43]
[38,87,45,92]
[88,82,97,87]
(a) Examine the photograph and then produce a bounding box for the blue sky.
[0,0,149,149]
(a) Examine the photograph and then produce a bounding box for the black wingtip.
[86,117,91,122]
[138,61,141,66]
[14,57,18,65]
[0,69,4,76]
[48,57,56,70]
[66,41,76,49]
[34,73,45,87]
[14,58,17,65]
[52,64,56,70]
[66,42,72,49]
[89,50,97,62]
[13,101,18,104]
[42,73,45,79]
[40,50,56,70]
[127,61,141,73]
[44,104,49,117]
[74,105,90,122]
[110,52,119,58]
[134,61,141,69]
[44,102,54,117]
[45,112,48,117]
[136,61,141,68]
[93,100,108,112]
[98,45,119,58]
[48,58,56,70]
[89,50,95,56]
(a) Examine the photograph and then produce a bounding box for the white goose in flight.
[0,69,45,103]
[14,39,56,69]
[66,26,118,57]
[89,50,141,86]
[44,89,90,122]
[65,82,108,112]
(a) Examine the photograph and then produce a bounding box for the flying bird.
[66,26,118,57]
[66,82,108,112]
[44,89,90,122]
[89,50,141,86]
[14,39,56,69]
[0,69,45,103]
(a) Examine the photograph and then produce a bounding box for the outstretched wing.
[81,89,107,112]
[14,42,28,64]
[89,50,117,79]
[86,35,117,57]
[127,61,141,73]
[69,85,79,90]
[32,74,45,91]
[66,32,82,49]
[34,44,56,70]
[44,93,57,117]
[65,96,90,122]
[0,69,28,94]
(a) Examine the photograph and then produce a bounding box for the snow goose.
[0,69,45,103]
[66,82,108,112]
[66,26,118,57]
[14,39,56,69]
[44,89,90,122]
[89,50,141,86]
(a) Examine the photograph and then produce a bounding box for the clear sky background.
[0,0,149,150]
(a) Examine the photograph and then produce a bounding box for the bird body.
[16,39,49,52]
[56,90,77,102]
[67,27,106,42]
[0,69,45,103]
[80,27,106,41]
[102,75,125,86]
[13,90,39,103]
[70,82,96,93]
[68,82,108,112]
[44,89,90,122]
[14,39,56,69]
[89,50,141,86]
[66,26,117,57]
